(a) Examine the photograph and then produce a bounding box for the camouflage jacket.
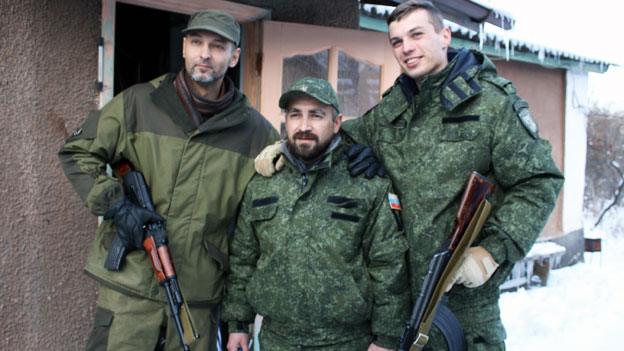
[342,49,564,343]
[222,139,410,348]
[58,73,278,304]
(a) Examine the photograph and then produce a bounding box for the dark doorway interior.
[114,3,241,95]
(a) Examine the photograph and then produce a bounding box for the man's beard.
[189,65,226,85]
[287,132,331,162]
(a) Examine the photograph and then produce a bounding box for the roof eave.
[360,0,514,30]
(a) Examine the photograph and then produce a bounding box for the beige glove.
[254,141,285,177]
[446,246,499,291]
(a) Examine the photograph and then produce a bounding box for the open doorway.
[114,2,241,95]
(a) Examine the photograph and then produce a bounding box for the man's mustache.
[194,60,213,69]
[293,132,318,141]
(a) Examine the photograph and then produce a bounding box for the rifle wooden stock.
[399,172,495,351]
[109,160,199,350]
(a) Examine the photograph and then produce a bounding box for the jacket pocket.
[85,307,114,351]
[439,119,480,141]
[249,201,278,222]
[326,197,368,262]
[203,240,229,271]
[377,120,407,144]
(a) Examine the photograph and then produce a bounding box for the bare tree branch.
[595,160,624,226]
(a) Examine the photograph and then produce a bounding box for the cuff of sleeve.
[88,175,125,216]
[374,334,399,349]
[478,229,508,264]
[227,321,250,333]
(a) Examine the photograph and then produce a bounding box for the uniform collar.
[396,49,485,112]
[439,49,483,111]
[281,135,342,175]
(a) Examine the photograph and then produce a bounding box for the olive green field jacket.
[59,73,278,304]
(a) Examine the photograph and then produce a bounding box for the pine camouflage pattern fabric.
[222,142,410,349]
[341,49,564,349]
[58,73,278,304]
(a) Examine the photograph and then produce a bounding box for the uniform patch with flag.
[388,193,402,210]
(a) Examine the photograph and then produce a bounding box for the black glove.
[344,144,386,179]
[103,197,164,250]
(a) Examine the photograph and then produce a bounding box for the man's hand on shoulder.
[344,144,386,179]
[255,141,285,177]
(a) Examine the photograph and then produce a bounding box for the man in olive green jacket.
[58,10,277,351]
[223,78,410,351]
[255,1,564,350]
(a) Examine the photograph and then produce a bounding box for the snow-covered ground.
[501,209,624,350]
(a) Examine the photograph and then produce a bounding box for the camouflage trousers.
[258,327,372,351]
[85,285,218,351]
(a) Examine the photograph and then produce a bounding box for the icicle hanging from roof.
[479,22,485,50]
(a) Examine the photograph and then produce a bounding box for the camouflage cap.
[182,10,240,46]
[279,77,340,113]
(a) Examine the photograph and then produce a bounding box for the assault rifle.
[105,161,199,351]
[399,172,495,351]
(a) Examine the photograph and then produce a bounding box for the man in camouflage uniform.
[255,1,564,350]
[223,78,410,351]
[58,10,277,351]
[342,1,564,350]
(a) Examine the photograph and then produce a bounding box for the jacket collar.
[439,49,484,111]
[281,135,342,175]
[396,49,488,112]
[150,73,251,135]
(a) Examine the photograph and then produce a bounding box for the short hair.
[387,0,445,32]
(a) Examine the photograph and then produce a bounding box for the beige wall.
[0,0,101,349]
[494,59,565,237]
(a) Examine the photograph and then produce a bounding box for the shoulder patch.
[65,110,100,142]
[513,98,539,139]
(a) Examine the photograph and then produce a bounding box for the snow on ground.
[500,209,624,350]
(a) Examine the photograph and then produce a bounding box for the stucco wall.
[493,59,566,237]
[233,0,360,28]
[0,0,101,349]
